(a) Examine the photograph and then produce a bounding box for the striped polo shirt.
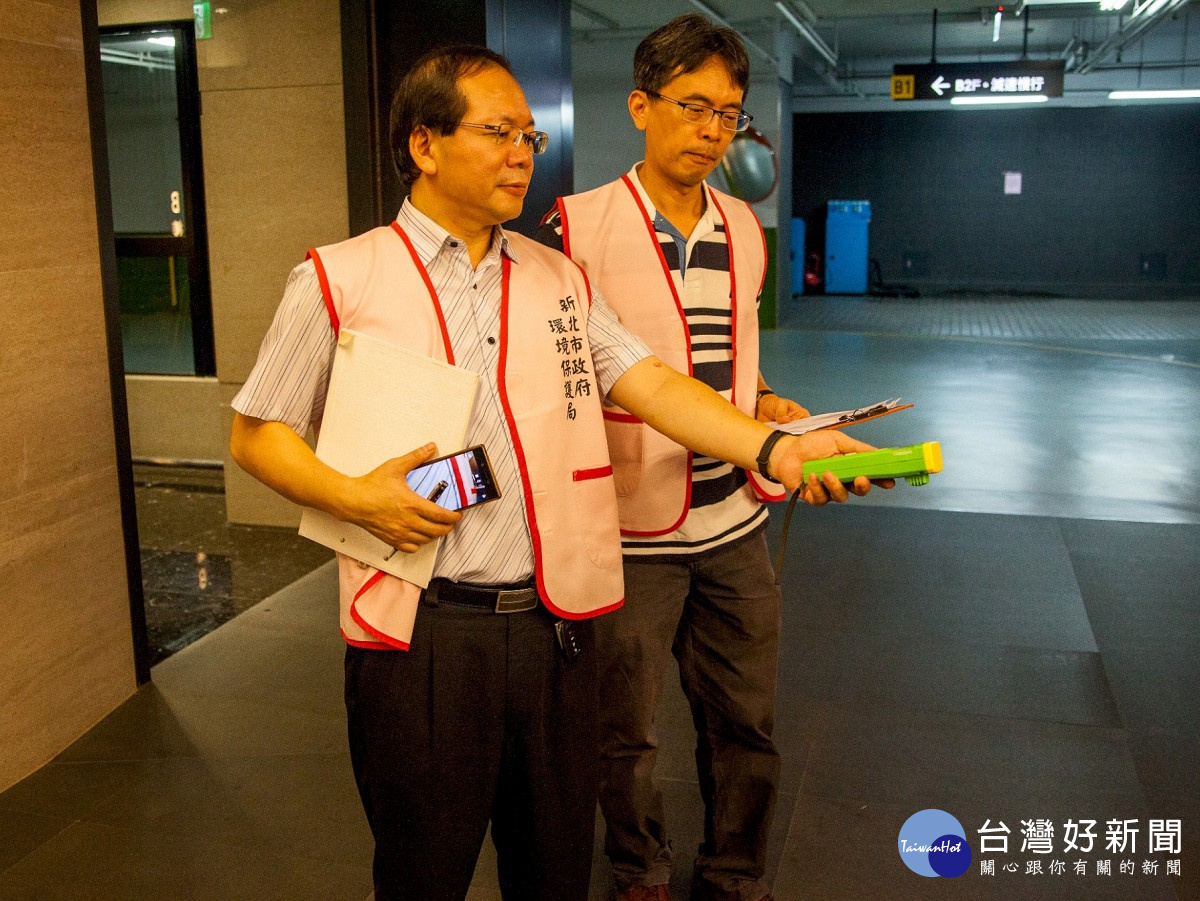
[539,166,767,556]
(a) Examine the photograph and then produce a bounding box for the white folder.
[298,329,479,587]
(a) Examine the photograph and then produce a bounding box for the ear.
[409,125,438,177]
[628,90,650,133]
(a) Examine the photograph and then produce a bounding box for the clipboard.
[767,397,913,436]
[298,329,479,587]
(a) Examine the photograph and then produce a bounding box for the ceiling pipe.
[1075,0,1191,72]
[775,0,839,69]
[1060,34,1084,68]
[98,47,174,71]
[685,0,778,67]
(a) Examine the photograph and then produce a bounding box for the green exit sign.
[193,0,212,40]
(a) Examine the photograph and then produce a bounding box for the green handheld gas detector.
[801,441,943,487]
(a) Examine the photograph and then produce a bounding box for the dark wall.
[793,105,1200,297]
[341,0,487,238]
[341,0,572,238]
[486,0,573,236]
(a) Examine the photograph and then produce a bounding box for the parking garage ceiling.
[571,0,1199,108]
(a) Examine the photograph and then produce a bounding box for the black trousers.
[345,600,597,901]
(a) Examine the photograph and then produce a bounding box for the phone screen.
[405,445,501,512]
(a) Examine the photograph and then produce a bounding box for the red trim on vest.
[575,260,595,309]
[494,256,618,621]
[572,465,613,482]
[708,191,782,501]
[620,175,692,378]
[494,255,550,604]
[354,570,386,602]
[747,477,786,503]
[615,175,694,537]
[753,214,769,298]
[390,222,456,365]
[602,410,642,424]
[618,508,689,537]
[348,570,412,650]
[340,629,397,651]
[555,198,572,258]
[306,248,340,337]
[348,605,411,651]
[554,207,595,311]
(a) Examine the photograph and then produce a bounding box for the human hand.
[756,393,810,424]
[347,443,463,554]
[767,430,895,505]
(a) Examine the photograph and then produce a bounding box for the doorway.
[99,21,214,377]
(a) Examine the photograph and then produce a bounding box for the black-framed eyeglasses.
[457,122,550,154]
[645,91,752,132]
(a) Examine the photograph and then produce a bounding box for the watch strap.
[756,429,788,483]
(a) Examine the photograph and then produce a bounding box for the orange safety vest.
[308,223,624,649]
[555,175,785,537]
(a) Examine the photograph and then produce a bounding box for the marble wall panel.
[0,0,82,45]
[205,82,348,385]
[193,0,342,92]
[97,0,191,26]
[0,2,137,793]
[0,33,98,273]
[0,265,121,499]
[0,469,133,791]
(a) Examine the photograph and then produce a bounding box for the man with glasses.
[232,43,874,901]
[540,15,807,901]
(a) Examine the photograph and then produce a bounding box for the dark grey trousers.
[345,601,598,901]
[595,528,782,901]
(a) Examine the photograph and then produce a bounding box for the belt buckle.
[494,586,537,614]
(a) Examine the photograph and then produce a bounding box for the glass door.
[99,23,214,376]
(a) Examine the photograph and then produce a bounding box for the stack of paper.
[767,397,912,435]
[299,329,479,587]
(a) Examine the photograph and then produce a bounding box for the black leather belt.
[423,577,539,614]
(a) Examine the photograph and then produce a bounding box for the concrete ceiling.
[570,0,1199,108]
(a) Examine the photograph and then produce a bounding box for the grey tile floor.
[1,296,1197,900]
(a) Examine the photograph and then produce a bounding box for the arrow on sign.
[931,76,950,96]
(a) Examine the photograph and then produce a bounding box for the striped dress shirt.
[232,199,651,584]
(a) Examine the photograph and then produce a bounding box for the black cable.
[773,487,804,586]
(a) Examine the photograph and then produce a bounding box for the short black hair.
[634,13,750,97]
[389,45,513,191]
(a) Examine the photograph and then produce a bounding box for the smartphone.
[405,444,501,512]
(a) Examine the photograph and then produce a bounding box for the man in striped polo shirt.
[540,15,810,901]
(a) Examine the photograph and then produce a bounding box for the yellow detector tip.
[922,441,943,474]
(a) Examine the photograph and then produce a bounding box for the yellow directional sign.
[891,75,915,100]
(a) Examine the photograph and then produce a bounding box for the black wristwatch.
[756,429,788,483]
